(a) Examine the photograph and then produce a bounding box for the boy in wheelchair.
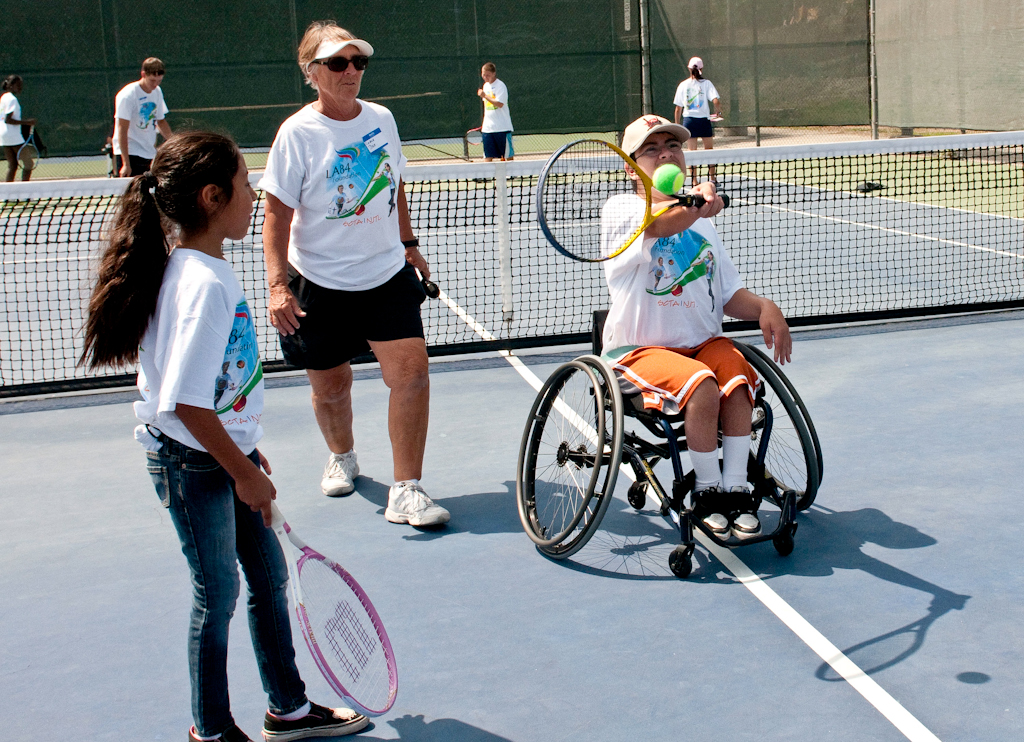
[601,115,792,541]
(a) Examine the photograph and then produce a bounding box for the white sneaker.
[693,486,731,539]
[385,482,450,526]
[729,485,762,540]
[321,451,359,497]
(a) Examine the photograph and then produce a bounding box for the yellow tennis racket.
[535,139,728,263]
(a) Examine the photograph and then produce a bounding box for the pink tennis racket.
[271,504,398,716]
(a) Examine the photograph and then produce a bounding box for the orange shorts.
[608,337,759,414]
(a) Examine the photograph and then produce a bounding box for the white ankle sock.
[268,701,311,721]
[393,478,419,489]
[722,435,750,490]
[690,449,722,492]
[190,727,221,741]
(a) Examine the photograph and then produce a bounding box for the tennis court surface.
[2,133,1024,740]
[3,314,1024,740]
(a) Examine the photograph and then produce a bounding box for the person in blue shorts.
[477,62,514,161]
[673,57,723,185]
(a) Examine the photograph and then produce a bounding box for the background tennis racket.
[271,504,398,716]
[535,139,728,263]
[16,126,40,173]
[465,127,483,147]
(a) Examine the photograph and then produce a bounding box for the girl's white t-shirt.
[673,78,720,119]
[600,194,743,354]
[0,92,25,146]
[258,101,408,291]
[135,249,265,454]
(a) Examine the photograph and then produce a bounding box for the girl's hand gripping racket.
[271,504,398,716]
[535,139,728,263]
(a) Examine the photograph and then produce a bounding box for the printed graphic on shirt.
[214,299,263,415]
[325,136,395,220]
[685,86,703,113]
[647,229,718,309]
[138,100,157,130]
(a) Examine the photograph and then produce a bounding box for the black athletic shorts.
[279,262,426,370]
[683,116,714,139]
[115,154,153,175]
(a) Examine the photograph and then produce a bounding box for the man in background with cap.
[673,56,722,185]
[601,115,790,545]
[113,57,171,177]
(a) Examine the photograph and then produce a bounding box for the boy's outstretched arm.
[723,289,792,364]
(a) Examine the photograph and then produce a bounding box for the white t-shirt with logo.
[113,81,168,159]
[135,249,265,454]
[0,92,25,146]
[673,78,720,119]
[481,79,513,133]
[600,194,743,354]
[259,101,408,291]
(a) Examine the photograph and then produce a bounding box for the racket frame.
[16,126,39,172]
[535,138,719,263]
[271,504,398,716]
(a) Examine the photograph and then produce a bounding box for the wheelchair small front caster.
[627,481,646,510]
[773,531,795,557]
[668,544,694,578]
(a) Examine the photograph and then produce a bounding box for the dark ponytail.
[690,66,703,80]
[2,74,22,92]
[78,131,241,369]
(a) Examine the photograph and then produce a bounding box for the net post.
[494,161,514,325]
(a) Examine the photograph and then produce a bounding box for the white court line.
[439,291,942,742]
[747,200,1024,262]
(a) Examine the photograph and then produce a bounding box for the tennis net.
[2,131,1023,397]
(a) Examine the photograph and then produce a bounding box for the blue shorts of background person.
[482,131,514,160]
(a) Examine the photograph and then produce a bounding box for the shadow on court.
[556,496,971,677]
[357,715,513,741]
[350,477,523,540]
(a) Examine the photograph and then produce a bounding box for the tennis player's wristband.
[402,239,420,249]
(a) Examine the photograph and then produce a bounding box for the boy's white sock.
[722,435,751,490]
[689,449,722,492]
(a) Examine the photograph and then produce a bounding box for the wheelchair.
[515,311,822,578]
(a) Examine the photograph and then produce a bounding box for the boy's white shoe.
[385,481,450,526]
[729,485,762,540]
[321,451,359,497]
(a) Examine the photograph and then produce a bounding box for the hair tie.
[140,171,157,193]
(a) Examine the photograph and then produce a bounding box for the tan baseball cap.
[621,115,691,157]
[688,56,704,70]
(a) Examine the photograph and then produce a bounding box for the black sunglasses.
[314,55,369,73]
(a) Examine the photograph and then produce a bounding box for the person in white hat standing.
[260,20,449,528]
[673,56,723,185]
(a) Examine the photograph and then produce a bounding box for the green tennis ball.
[653,163,684,194]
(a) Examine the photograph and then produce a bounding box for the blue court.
[3,311,1023,740]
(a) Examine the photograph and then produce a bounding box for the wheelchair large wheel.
[740,342,824,482]
[516,356,623,559]
[736,341,820,511]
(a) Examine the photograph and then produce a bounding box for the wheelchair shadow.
[352,477,523,541]
[355,714,513,741]
[563,497,970,675]
[559,497,719,582]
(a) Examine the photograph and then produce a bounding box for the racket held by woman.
[535,139,728,263]
[271,504,398,716]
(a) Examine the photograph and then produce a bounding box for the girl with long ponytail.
[79,131,368,742]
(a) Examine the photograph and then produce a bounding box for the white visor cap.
[314,38,374,59]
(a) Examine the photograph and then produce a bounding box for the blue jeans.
[146,436,307,737]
